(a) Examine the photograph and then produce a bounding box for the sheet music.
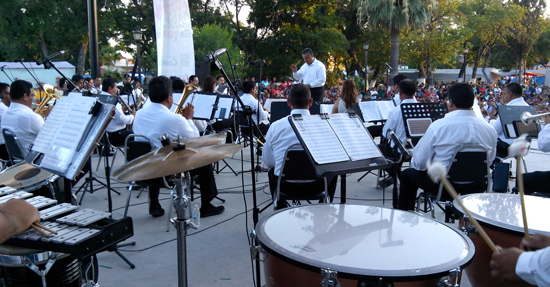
[359,101,381,121]
[327,113,383,161]
[169,92,184,113]
[191,94,217,119]
[214,97,234,119]
[407,118,432,136]
[32,96,95,154]
[377,101,395,119]
[320,104,334,114]
[292,116,349,164]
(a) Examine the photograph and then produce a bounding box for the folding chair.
[2,128,27,165]
[95,133,125,171]
[416,143,491,218]
[273,144,328,210]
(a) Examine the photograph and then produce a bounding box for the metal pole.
[463,52,467,83]
[87,0,100,78]
[365,50,368,89]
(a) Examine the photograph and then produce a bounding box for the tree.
[357,0,433,83]
[193,23,243,77]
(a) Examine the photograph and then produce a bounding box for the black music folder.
[25,95,115,180]
[497,105,538,139]
[288,112,389,177]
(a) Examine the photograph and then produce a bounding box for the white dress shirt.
[262,109,308,176]
[1,102,44,151]
[0,102,9,145]
[392,93,402,106]
[537,124,550,152]
[104,92,134,133]
[293,59,326,88]
[133,102,199,148]
[382,98,417,147]
[238,93,268,125]
[490,97,529,144]
[90,86,101,95]
[411,109,497,171]
[516,247,550,287]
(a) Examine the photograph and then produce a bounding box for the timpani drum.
[255,204,475,287]
[0,245,80,287]
[453,193,550,287]
[0,163,59,197]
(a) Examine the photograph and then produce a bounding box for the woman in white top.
[332,79,359,114]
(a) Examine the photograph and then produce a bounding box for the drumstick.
[31,224,50,238]
[33,222,58,235]
[509,136,530,241]
[427,161,499,253]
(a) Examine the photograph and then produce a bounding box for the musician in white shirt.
[89,76,102,95]
[102,77,134,147]
[237,81,269,136]
[0,83,11,159]
[289,48,326,103]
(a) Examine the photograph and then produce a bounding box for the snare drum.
[0,245,80,287]
[454,193,550,287]
[256,204,474,287]
[0,163,59,197]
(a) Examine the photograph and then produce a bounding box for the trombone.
[521,111,550,125]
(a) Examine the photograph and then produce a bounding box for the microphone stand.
[0,66,12,82]
[19,61,47,101]
[210,56,261,287]
[38,59,78,92]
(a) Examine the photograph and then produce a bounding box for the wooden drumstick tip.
[427,160,500,254]
[31,224,50,238]
[33,222,58,235]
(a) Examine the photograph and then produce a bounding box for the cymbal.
[113,144,242,182]
[182,133,227,148]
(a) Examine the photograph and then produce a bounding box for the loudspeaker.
[195,62,210,84]
[492,162,510,193]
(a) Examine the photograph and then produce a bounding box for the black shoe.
[200,204,224,218]
[378,177,394,188]
[149,206,165,217]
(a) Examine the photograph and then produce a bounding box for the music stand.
[270,101,291,124]
[401,102,448,141]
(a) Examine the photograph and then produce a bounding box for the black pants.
[310,87,324,103]
[496,138,510,159]
[107,129,133,147]
[398,168,442,211]
[367,125,383,138]
[523,171,550,194]
[0,144,9,161]
[378,143,403,179]
[145,164,218,209]
[268,168,337,208]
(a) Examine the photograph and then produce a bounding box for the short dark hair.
[302,48,313,56]
[71,74,83,83]
[59,78,67,89]
[203,76,216,93]
[102,77,118,92]
[289,84,311,109]
[448,83,474,109]
[392,74,407,86]
[398,79,416,97]
[242,81,255,94]
[149,76,172,103]
[216,75,224,81]
[172,78,185,91]
[505,82,523,98]
[0,82,9,94]
[10,80,32,101]
[189,75,198,83]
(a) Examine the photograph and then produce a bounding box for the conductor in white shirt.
[491,234,550,286]
[289,48,326,103]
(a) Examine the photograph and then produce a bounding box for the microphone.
[36,50,66,66]
[248,59,266,66]
[203,48,227,63]
[385,62,392,70]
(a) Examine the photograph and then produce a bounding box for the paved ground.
[63,138,548,287]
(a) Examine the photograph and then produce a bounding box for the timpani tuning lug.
[320,268,341,287]
[438,267,460,287]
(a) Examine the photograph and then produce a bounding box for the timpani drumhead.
[256,204,474,282]
[454,193,550,235]
[0,163,55,190]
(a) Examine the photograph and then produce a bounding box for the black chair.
[2,128,26,165]
[274,144,328,210]
[416,143,490,218]
[95,133,125,171]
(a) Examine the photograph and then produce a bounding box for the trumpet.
[174,84,198,114]
[521,111,550,125]
[35,84,61,118]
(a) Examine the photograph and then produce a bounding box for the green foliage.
[193,23,243,77]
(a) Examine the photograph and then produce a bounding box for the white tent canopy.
[0,61,75,87]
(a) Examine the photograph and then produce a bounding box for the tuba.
[174,84,198,114]
[35,84,61,118]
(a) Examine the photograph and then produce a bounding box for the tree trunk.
[371,66,380,87]
[471,49,483,83]
[481,52,490,83]
[76,41,89,75]
[389,28,400,84]
[39,31,48,57]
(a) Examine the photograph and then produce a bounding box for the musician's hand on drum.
[0,199,40,243]
[490,246,524,282]
[521,234,550,250]
[182,103,194,120]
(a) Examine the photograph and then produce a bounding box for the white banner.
[153,0,195,81]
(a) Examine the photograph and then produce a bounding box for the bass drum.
[256,204,475,287]
[454,193,550,287]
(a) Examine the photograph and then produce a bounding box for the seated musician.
[379,79,417,187]
[133,76,224,218]
[262,84,337,209]
[331,80,358,114]
[237,81,270,137]
[172,78,207,134]
[522,115,550,194]
[0,199,40,244]
[489,82,529,158]
[366,74,408,140]
[1,80,47,151]
[0,82,11,160]
[102,77,134,147]
[397,83,497,211]
[491,233,550,286]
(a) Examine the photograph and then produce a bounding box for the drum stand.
[170,174,197,287]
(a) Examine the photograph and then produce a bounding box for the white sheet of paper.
[191,94,217,119]
[327,113,383,161]
[214,97,234,119]
[359,101,381,122]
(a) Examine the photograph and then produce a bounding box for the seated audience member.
[397,83,497,211]
[262,84,337,208]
